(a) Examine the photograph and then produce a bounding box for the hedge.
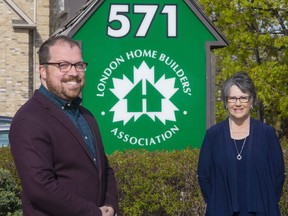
[0,137,288,215]
[109,149,205,215]
[0,169,21,216]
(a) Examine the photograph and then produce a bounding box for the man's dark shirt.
[39,85,97,165]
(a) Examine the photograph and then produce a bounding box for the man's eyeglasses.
[42,62,88,72]
[227,96,251,103]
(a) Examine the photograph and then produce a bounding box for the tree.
[198,0,288,137]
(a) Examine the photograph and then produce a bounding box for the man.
[9,36,118,216]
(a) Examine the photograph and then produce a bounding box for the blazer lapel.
[34,91,96,165]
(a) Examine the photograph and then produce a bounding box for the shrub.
[0,137,288,215]
[0,148,19,187]
[0,168,22,216]
[108,137,288,215]
[280,137,288,215]
[108,149,206,215]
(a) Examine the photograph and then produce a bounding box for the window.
[0,116,12,147]
[58,0,65,13]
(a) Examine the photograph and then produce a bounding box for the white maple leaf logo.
[110,61,179,125]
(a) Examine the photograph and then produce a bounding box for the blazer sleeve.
[9,112,103,216]
[267,127,285,202]
[197,132,212,203]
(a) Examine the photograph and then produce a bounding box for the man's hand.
[100,205,115,216]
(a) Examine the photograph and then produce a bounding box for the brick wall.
[0,0,50,117]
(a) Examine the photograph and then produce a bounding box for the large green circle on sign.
[73,0,218,154]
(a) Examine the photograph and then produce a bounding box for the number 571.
[107,4,177,38]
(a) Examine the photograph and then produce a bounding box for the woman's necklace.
[229,118,249,160]
[233,138,247,160]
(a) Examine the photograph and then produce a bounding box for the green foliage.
[0,168,22,216]
[109,149,206,215]
[280,137,288,215]
[2,142,288,215]
[198,0,288,136]
[0,148,20,187]
[109,139,288,215]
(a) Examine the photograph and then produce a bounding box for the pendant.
[237,154,242,160]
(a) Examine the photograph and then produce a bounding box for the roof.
[52,0,228,47]
[53,0,102,37]
[4,0,36,29]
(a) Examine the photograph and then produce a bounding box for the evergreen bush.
[0,168,21,216]
[109,149,206,215]
[0,137,287,215]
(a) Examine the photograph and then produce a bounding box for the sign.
[68,0,227,154]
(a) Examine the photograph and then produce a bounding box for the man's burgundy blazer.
[9,90,118,216]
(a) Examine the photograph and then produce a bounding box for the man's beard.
[46,75,84,101]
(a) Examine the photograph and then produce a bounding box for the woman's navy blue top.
[197,118,285,216]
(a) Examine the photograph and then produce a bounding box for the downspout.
[32,0,37,93]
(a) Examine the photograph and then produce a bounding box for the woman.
[197,71,285,216]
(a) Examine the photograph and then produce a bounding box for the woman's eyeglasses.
[227,96,251,103]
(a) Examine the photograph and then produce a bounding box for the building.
[0,0,85,117]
